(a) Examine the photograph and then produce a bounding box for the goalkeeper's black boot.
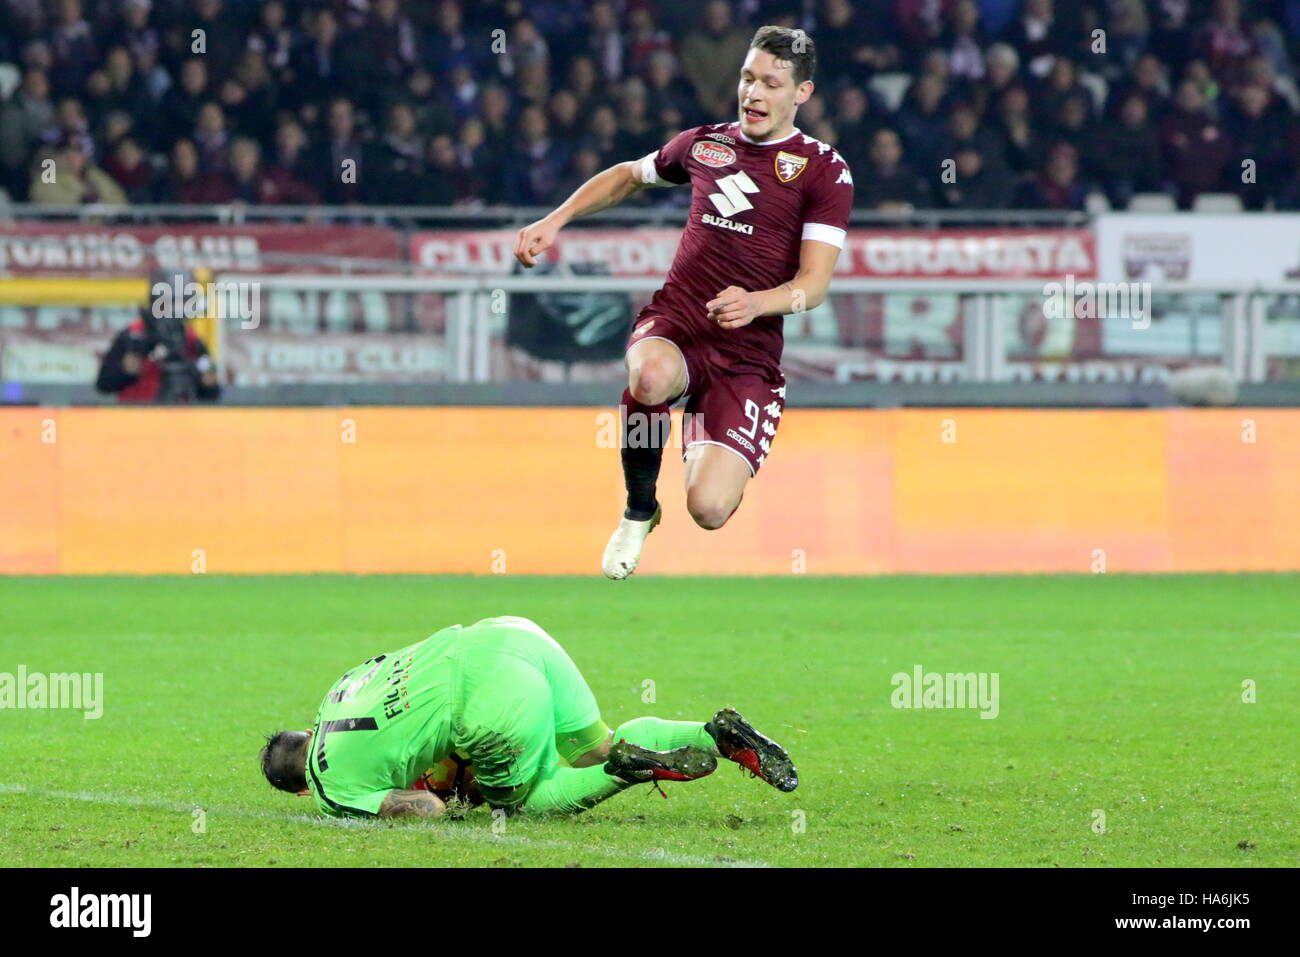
[604,739,717,783]
[705,707,798,792]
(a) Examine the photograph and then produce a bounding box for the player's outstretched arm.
[707,239,842,329]
[514,160,647,268]
[377,788,447,818]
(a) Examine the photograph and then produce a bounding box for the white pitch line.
[0,783,771,868]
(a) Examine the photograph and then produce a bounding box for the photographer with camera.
[96,273,222,404]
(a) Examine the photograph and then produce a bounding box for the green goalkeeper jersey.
[306,625,460,818]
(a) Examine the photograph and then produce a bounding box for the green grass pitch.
[1,574,1295,868]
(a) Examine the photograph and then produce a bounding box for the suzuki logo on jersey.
[774,151,808,183]
[701,213,753,234]
[708,170,758,217]
[692,141,736,167]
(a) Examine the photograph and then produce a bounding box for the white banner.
[1096,213,1300,284]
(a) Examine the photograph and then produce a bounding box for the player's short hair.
[750,25,816,86]
[260,730,309,794]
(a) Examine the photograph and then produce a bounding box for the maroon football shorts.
[626,311,786,476]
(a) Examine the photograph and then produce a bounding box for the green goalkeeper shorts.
[448,616,606,802]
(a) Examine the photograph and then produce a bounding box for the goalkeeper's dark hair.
[750,25,816,85]
[260,730,309,794]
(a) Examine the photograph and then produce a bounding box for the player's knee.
[686,489,737,530]
[627,357,677,406]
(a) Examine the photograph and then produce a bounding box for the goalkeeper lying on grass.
[259,616,796,818]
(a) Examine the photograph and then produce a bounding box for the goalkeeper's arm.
[513,160,649,268]
[376,788,447,819]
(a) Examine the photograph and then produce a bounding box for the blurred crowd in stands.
[2,0,1299,212]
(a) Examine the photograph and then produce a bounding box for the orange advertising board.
[1,408,1295,575]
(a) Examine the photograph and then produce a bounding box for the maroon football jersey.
[635,122,854,377]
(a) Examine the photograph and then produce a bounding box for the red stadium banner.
[840,228,1096,279]
[412,228,681,276]
[0,223,404,276]
[411,227,1097,280]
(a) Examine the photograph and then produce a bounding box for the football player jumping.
[515,25,854,579]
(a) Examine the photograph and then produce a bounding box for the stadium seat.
[1078,72,1108,115]
[1192,193,1244,213]
[0,62,20,101]
[1085,191,1112,214]
[1274,76,1300,111]
[868,73,912,113]
[1128,192,1178,212]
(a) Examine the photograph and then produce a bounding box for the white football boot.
[601,505,661,580]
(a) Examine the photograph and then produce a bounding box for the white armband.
[635,151,675,187]
[801,223,847,249]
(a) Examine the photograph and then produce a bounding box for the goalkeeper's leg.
[515,741,716,814]
[610,715,719,753]
[512,716,721,813]
[554,716,718,769]
[571,712,800,793]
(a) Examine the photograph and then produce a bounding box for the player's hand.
[707,286,762,329]
[514,216,561,268]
